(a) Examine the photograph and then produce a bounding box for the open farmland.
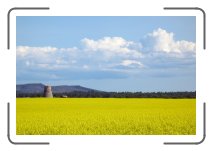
[16,98,196,135]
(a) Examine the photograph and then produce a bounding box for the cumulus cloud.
[143,28,195,55]
[82,37,142,59]
[16,46,78,70]
[16,28,196,81]
[121,60,144,68]
[17,46,58,57]
[17,36,144,72]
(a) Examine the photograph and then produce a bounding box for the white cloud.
[121,60,144,68]
[16,29,196,78]
[83,65,89,70]
[81,37,142,59]
[17,46,78,58]
[17,46,58,57]
[145,28,195,54]
[16,46,78,70]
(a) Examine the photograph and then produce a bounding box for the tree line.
[16,91,196,98]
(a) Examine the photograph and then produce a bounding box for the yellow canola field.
[16,98,196,135]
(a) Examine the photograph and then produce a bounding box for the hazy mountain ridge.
[16,83,196,98]
[16,83,99,94]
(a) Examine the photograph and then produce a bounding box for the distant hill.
[16,83,99,94]
[16,83,45,94]
[16,83,196,98]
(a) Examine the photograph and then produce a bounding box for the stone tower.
[44,85,53,98]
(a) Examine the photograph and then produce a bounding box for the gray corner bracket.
[7,103,50,145]
[7,7,50,50]
[164,7,206,50]
[164,102,206,145]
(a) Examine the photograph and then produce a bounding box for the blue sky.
[16,16,196,92]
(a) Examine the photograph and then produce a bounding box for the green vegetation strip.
[16,98,196,135]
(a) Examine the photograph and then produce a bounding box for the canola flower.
[16,98,196,135]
